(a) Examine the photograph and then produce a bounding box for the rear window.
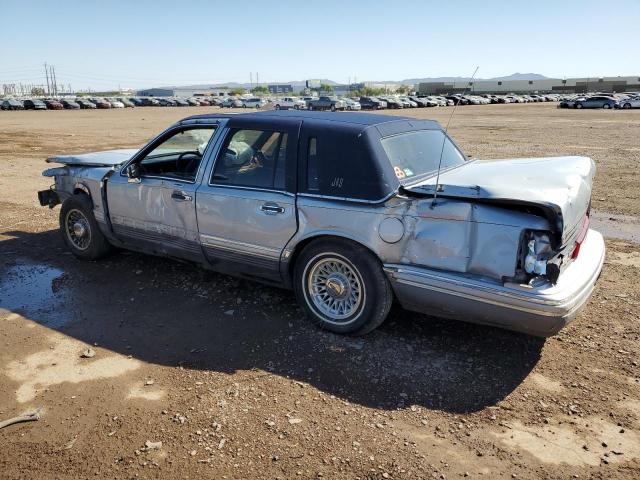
[380,130,466,183]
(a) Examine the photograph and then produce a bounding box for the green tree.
[30,87,45,96]
[229,87,246,96]
[251,85,269,94]
[319,83,334,93]
[395,84,413,94]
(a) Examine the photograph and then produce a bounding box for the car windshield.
[380,129,467,183]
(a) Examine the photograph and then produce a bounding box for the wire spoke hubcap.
[308,257,363,321]
[66,209,91,250]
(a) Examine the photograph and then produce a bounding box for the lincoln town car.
[38,111,605,336]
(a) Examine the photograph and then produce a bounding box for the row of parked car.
[5,91,638,113]
[557,92,640,109]
[0,95,227,111]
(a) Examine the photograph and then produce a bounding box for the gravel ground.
[0,104,639,479]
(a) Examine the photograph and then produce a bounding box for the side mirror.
[126,164,141,183]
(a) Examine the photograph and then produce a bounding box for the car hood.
[46,149,138,167]
[405,156,595,246]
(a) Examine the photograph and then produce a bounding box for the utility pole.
[44,62,50,95]
[250,72,253,89]
[256,72,259,86]
[51,65,58,95]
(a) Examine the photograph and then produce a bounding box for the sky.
[1,0,638,91]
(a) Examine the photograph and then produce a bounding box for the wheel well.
[286,234,379,281]
[73,184,91,198]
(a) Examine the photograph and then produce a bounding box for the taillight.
[571,215,590,260]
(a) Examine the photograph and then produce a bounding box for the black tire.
[275,104,281,110]
[330,104,336,112]
[59,194,112,260]
[624,103,631,109]
[293,239,393,335]
[576,103,583,109]
[308,105,313,111]
[603,103,610,109]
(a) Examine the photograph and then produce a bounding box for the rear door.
[196,118,300,281]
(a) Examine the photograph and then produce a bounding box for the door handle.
[260,203,285,214]
[171,190,192,202]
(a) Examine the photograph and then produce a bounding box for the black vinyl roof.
[181,109,442,129]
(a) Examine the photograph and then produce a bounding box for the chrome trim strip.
[110,214,198,242]
[199,234,281,259]
[203,183,295,197]
[392,277,562,317]
[298,191,396,205]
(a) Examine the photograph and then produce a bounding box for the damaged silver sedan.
[38,110,605,337]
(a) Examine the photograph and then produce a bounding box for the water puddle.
[591,211,640,244]
[0,261,73,328]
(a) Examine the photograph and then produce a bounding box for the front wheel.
[59,194,112,260]
[603,103,611,109]
[623,103,632,109]
[576,103,583,109]
[294,239,393,335]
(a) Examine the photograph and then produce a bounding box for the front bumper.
[38,188,60,208]
[385,229,605,337]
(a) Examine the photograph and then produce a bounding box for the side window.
[138,127,215,181]
[212,129,287,190]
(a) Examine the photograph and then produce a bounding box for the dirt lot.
[1,104,639,479]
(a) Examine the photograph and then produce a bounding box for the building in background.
[137,87,230,97]
[418,76,640,95]
[268,84,293,94]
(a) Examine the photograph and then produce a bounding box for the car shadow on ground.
[0,229,545,413]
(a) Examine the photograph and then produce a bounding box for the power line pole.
[44,62,50,95]
[51,65,58,95]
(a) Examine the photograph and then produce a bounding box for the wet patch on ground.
[0,260,72,329]
[591,211,640,244]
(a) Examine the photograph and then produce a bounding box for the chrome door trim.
[199,234,281,259]
[205,182,295,197]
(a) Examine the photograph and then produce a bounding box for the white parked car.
[273,97,306,110]
[242,97,268,108]
[399,96,418,108]
[108,99,125,108]
[616,96,640,109]
[343,98,361,110]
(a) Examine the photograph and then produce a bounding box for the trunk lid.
[405,156,595,246]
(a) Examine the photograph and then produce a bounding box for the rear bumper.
[384,229,605,337]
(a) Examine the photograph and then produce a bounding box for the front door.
[196,120,300,281]
[107,125,217,262]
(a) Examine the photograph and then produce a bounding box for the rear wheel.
[576,103,583,109]
[275,104,281,110]
[59,194,112,260]
[603,103,611,109]
[624,103,632,109]
[294,239,393,335]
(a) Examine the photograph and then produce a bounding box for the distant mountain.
[156,79,339,90]
[402,73,549,84]
[148,74,549,91]
[489,73,549,81]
